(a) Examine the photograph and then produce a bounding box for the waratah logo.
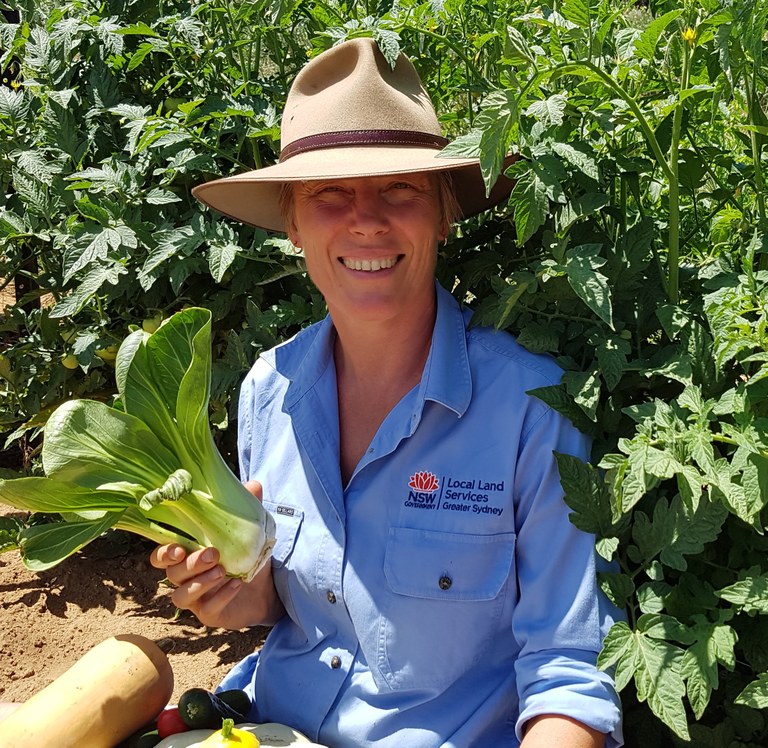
[409,471,439,492]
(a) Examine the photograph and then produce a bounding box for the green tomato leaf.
[561,0,590,28]
[598,621,638,691]
[633,496,727,571]
[0,515,24,553]
[476,90,518,196]
[633,632,689,739]
[599,570,634,607]
[735,673,768,709]
[555,452,614,536]
[562,369,601,421]
[551,142,600,181]
[633,10,684,61]
[638,613,695,644]
[661,498,728,571]
[50,264,127,318]
[509,166,548,245]
[681,619,738,717]
[439,129,482,159]
[525,94,567,130]
[208,242,239,283]
[563,244,614,328]
[373,29,401,69]
[592,332,631,392]
[718,573,768,614]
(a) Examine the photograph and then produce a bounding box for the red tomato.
[157,707,190,738]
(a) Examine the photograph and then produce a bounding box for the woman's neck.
[331,296,436,387]
[330,294,437,484]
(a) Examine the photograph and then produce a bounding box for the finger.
[243,480,263,501]
[171,565,228,609]
[194,578,244,624]
[150,543,187,570]
[165,547,221,587]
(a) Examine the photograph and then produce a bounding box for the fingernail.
[169,547,183,561]
[227,579,242,592]
[202,548,215,563]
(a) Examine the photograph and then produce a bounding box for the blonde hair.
[279,171,462,235]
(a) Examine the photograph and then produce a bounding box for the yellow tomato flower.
[681,27,697,47]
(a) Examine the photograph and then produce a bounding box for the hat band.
[279,130,450,162]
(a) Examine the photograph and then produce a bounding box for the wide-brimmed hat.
[192,37,516,233]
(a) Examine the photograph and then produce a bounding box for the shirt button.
[331,655,342,669]
[439,575,452,590]
[326,590,337,604]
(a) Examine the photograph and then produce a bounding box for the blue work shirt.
[221,283,623,747]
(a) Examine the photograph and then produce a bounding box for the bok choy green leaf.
[0,307,275,580]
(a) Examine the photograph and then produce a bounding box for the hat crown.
[280,38,442,149]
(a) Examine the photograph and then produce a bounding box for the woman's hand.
[150,480,285,630]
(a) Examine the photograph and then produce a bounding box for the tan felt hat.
[192,37,516,233]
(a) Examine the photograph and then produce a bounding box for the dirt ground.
[0,505,268,707]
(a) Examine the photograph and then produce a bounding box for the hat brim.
[192,147,518,233]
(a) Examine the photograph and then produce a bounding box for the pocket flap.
[263,500,303,565]
[384,527,515,601]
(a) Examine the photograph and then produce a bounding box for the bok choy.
[0,307,276,580]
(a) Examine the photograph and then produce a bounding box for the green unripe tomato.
[95,345,119,363]
[142,313,163,334]
[163,97,185,114]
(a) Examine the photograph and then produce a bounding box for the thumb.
[243,479,263,502]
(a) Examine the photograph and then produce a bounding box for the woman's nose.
[349,189,389,235]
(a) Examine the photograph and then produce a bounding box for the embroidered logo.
[404,470,506,517]
[408,471,439,492]
[405,471,440,510]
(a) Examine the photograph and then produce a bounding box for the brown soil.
[0,505,267,707]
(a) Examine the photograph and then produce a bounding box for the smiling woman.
[149,37,624,748]
[285,173,444,333]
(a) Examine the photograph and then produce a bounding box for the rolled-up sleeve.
[512,406,623,746]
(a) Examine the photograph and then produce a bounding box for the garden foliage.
[1,0,767,744]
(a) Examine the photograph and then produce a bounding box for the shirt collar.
[278,282,472,416]
[420,281,472,417]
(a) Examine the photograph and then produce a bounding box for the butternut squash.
[0,634,174,748]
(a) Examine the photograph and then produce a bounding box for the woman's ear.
[287,223,301,249]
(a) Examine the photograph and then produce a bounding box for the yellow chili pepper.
[200,719,260,748]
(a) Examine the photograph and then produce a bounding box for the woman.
[151,38,623,747]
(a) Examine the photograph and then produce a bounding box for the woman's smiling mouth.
[341,257,399,271]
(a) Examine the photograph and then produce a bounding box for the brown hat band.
[279,129,450,162]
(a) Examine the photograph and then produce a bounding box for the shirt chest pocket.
[375,527,516,693]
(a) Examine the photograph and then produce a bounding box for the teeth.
[343,257,397,271]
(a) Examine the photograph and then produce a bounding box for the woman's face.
[287,173,446,327]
